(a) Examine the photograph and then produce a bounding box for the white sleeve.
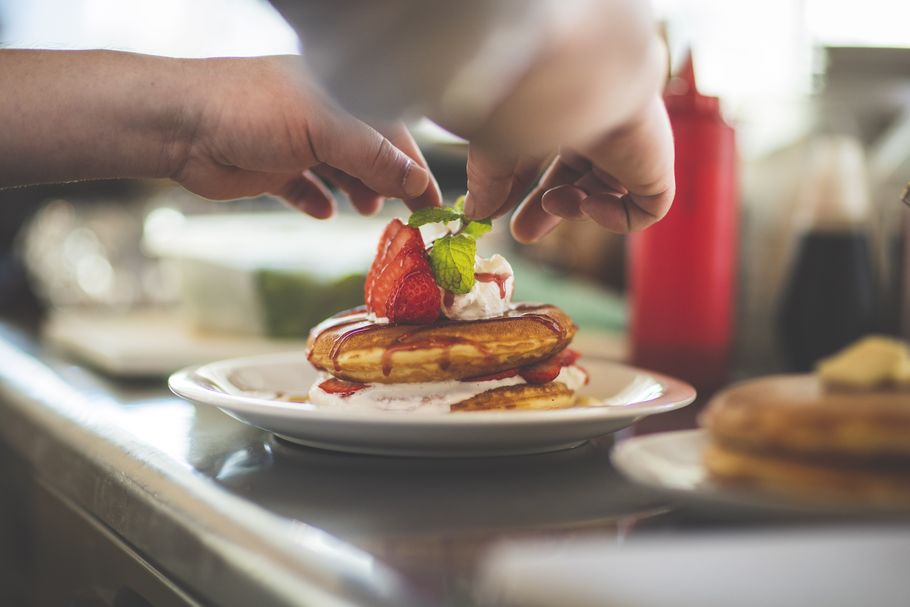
[270,0,599,125]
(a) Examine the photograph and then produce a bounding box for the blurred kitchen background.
[1,0,908,393]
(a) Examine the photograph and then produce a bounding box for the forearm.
[0,49,192,187]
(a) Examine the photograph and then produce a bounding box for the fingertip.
[464,189,508,220]
[301,198,336,220]
[463,191,478,218]
[280,173,337,220]
[509,215,562,244]
[541,185,588,220]
[358,197,384,217]
[415,173,443,209]
[510,199,562,243]
[402,160,431,199]
[403,187,442,213]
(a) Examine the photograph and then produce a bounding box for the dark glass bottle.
[777,229,879,371]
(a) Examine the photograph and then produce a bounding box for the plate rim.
[168,351,696,427]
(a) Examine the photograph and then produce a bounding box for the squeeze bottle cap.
[664,51,720,115]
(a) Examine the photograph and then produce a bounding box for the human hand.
[463,95,674,242]
[418,0,674,242]
[171,56,441,218]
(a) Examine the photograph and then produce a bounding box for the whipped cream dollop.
[308,365,587,414]
[442,254,515,321]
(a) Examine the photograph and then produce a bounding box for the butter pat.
[816,336,910,390]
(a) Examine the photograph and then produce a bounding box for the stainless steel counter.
[0,320,863,606]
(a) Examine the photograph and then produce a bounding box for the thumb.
[310,109,430,200]
[465,146,518,219]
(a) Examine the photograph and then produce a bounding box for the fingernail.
[541,186,587,220]
[402,160,430,199]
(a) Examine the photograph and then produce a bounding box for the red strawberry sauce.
[474,272,510,299]
[318,377,367,397]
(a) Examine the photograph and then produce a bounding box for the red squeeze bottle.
[627,53,737,393]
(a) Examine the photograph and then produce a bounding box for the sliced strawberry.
[384,223,425,265]
[372,248,428,317]
[388,270,441,324]
[365,220,426,312]
[518,358,561,384]
[519,348,582,384]
[365,219,403,308]
[318,377,367,397]
[555,348,581,366]
[463,368,519,382]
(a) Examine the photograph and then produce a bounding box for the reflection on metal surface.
[116,400,197,466]
[212,435,668,600]
[213,436,667,536]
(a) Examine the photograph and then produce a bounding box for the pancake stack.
[305,216,586,412]
[701,338,910,507]
[307,303,584,411]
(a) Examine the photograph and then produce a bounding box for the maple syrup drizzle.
[315,303,564,377]
[474,272,510,299]
[514,313,566,342]
[327,322,384,372]
[511,302,551,313]
[309,306,370,337]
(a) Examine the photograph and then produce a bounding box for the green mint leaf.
[462,218,492,239]
[452,195,466,213]
[429,234,476,294]
[407,207,463,227]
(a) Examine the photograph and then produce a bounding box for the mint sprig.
[408,194,492,294]
[429,235,476,294]
[407,207,463,227]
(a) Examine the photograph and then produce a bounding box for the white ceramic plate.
[169,352,696,457]
[611,429,910,516]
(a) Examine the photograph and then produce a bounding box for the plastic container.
[144,212,383,337]
[627,54,738,392]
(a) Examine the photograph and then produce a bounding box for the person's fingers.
[540,185,588,220]
[580,193,643,232]
[580,96,675,231]
[557,148,593,174]
[590,166,628,196]
[465,146,519,219]
[490,154,547,219]
[275,170,336,219]
[510,155,588,243]
[310,110,431,201]
[311,164,383,216]
[379,123,442,211]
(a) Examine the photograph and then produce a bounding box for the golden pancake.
[451,382,577,412]
[700,375,910,460]
[307,304,577,384]
[704,441,910,507]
